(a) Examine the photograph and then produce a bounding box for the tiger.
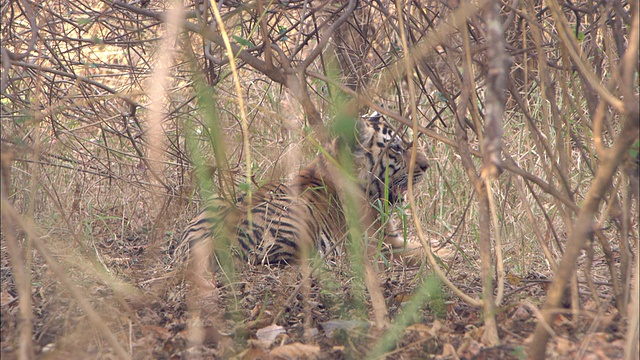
[174,113,430,269]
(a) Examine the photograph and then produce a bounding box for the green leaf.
[232,35,254,47]
[277,26,288,41]
[630,140,640,158]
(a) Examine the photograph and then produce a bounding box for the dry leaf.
[269,342,320,360]
[431,320,444,333]
[406,323,435,338]
[441,343,460,360]
[256,324,285,346]
[506,272,522,285]
[0,291,16,307]
[511,305,530,321]
[142,325,171,340]
[553,314,571,327]
[464,339,482,358]
[240,344,270,360]
[556,337,575,356]
[395,293,412,303]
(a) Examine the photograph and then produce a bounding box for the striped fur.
[174,114,429,267]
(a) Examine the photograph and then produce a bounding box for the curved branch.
[1,0,39,94]
[299,0,357,70]
[3,0,39,62]
[545,0,625,113]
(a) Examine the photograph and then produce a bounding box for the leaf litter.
[0,226,630,359]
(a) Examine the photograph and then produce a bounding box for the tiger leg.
[381,219,425,264]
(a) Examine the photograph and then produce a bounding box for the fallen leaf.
[395,293,412,303]
[465,339,482,357]
[507,272,522,285]
[511,305,530,321]
[553,314,572,327]
[441,343,459,360]
[256,324,285,346]
[556,337,574,356]
[1,291,16,307]
[142,325,171,340]
[406,323,434,338]
[240,343,270,360]
[431,320,444,333]
[269,342,320,360]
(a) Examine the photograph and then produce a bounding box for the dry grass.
[1,0,638,358]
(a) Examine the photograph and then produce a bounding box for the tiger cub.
[174,113,429,268]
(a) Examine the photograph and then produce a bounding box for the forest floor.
[0,224,629,359]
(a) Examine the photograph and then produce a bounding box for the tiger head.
[352,113,430,205]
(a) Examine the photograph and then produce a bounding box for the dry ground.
[0,214,629,359]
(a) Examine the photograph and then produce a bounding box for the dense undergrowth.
[1,0,638,358]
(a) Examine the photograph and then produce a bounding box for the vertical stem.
[453,31,500,345]
[528,116,639,359]
[0,153,35,360]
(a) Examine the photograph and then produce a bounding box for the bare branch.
[528,115,640,359]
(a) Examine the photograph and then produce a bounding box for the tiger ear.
[359,111,384,135]
[363,111,383,125]
[355,112,382,146]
